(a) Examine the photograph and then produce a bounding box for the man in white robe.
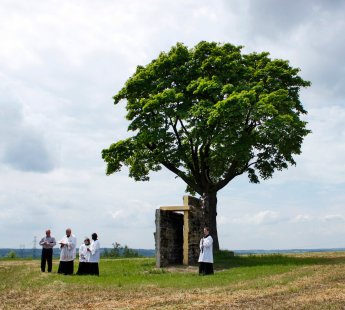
[57,228,77,275]
[198,227,214,275]
[88,232,100,275]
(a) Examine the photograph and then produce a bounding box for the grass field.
[1,251,345,309]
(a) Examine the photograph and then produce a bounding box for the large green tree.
[102,41,310,250]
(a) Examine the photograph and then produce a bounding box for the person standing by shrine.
[88,233,100,275]
[39,229,56,272]
[58,228,77,275]
[198,227,214,275]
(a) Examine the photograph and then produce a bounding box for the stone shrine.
[154,195,205,267]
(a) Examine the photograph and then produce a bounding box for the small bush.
[102,242,140,258]
[7,251,17,259]
[123,245,139,258]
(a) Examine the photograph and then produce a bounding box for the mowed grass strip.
[1,252,345,309]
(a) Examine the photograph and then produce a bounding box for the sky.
[1,0,345,251]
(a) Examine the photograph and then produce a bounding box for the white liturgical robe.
[89,239,100,263]
[59,234,77,262]
[78,243,90,263]
[198,235,213,263]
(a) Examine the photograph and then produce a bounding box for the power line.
[19,244,25,258]
[32,236,37,259]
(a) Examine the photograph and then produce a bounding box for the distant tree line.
[0,245,153,259]
[101,242,141,258]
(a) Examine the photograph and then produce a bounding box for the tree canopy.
[102,41,311,249]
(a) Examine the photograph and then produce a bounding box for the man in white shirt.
[88,232,100,276]
[39,229,56,272]
[57,228,77,275]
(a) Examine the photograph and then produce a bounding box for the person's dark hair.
[92,233,98,240]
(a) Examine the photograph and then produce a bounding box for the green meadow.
[2,251,345,309]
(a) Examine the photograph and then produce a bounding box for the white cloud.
[323,214,345,222]
[0,76,57,172]
[291,214,313,223]
[220,210,282,225]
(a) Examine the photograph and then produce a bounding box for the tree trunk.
[202,191,219,251]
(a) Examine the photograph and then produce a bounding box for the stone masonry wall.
[155,209,183,267]
[184,196,204,265]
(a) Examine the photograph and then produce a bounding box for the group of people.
[76,233,100,275]
[39,228,100,276]
[39,226,214,276]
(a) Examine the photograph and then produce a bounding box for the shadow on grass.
[214,250,345,270]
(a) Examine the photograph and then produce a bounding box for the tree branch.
[168,116,197,177]
[178,118,201,175]
[199,141,213,187]
[161,160,200,193]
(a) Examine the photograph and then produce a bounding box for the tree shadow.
[214,250,345,270]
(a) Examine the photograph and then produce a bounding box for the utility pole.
[32,236,37,259]
[19,244,25,258]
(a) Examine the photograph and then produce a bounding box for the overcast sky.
[1,0,345,251]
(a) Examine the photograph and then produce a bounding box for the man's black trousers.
[41,248,53,272]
